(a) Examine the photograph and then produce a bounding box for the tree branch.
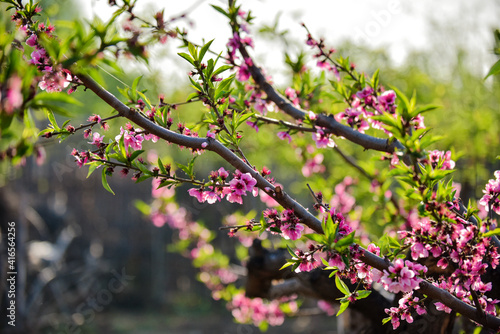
[237,46,405,154]
[76,72,500,331]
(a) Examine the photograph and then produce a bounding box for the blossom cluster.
[263,208,305,241]
[372,258,427,294]
[188,168,257,205]
[479,170,500,215]
[22,20,74,93]
[399,211,500,320]
[384,293,427,330]
[229,293,285,327]
[424,150,456,170]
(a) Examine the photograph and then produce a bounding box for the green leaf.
[304,233,325,243]
[86,162,100,178]
[158,179,178,189]
[335,275,350,295]
[355,290,372,300]
[279,261,295,271]
[175,156,198,179]
[286,244,296,258]
[178,52,195,66]
[136,91,152,109]
[212,65,233,78]
[211,5,229,18]
[157,158,167,174]
[337,301,349,316]
[485,58,500,79]
[371,69,380,88]
[187,42,198,60]
[199,39,214,63]
[131,75,142,100]
[483,228,500,237]
[134,199,151,216]
[186,92,200,102]
[101,168,115,195]
[128,149,144,162]
[45,109,60,130]
[334,231,355,250]
[382,317,392,325]
[390,86,410,112]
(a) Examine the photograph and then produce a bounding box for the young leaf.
[128,149,144,162]
[86,161,100,178]
[178,52,195,66]
[337,301,349,316]
[158,158,167,174]
[199,39,214,63]
[134,199,151,216]
[483,228,500,237]
[211,5,230,18]
[335,275,350,295]
[355,290,372,300]
[101,168,115,195]
[485,58,500,79]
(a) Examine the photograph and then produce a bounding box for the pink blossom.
[307,110,317,120]
[277,131,292,143]
[410,242,429,260]
[378,90,396,113]
[226,192,243,204]
[229,178,247,196]
[89,132,104,146]
[246,120,259,132]
[284,87,300,106]
[479,170,500,214]
[328,253,346,271]
[301,153,325,177]
[434,302,452,313]
[39,70,72,92]
[317,300,336,316]
[150,211,167,227]
[144,133,159,142]
[367,243,381,256]
[205,191,220,204]
[30,48,46,65]
[35,146,46,166]
[240,172,257,192]
[312,129,335,148]
[426,150,455,170]
[188,188,207,203]
[3,76,23,114]
[26,34,37,47]
[218,167,229,179]
[237,63,251,81]
[282,222,304,240]
[227,32,241,53]
[152,178,175,199]
[115,127,144,153]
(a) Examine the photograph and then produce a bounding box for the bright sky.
[81,0,499,87]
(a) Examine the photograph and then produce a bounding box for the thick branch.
[76,73,500,331]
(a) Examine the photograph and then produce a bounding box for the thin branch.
[253,114,317,132]
[236,45,405,155]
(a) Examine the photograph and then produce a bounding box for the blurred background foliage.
[1,0,500,333]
